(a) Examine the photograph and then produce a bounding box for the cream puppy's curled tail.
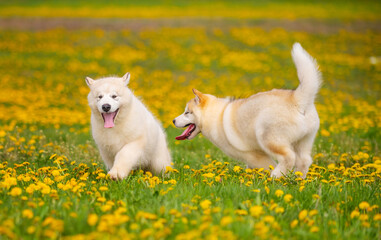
[292,43,322,112]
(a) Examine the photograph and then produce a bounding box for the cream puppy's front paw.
[108,167,128,180]
[270,167,284,178]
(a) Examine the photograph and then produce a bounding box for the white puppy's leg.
[99,148,114,170]
[108,141,143,180]
[294,133,316,178]
[150,138,172,175]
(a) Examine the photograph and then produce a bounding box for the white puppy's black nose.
[172,119,176,125]
[102,104,111,112]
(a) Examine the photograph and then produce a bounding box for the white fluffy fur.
[86,73,171,180]
[174,43,321,178]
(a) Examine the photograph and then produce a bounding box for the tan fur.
[174,43,321,178]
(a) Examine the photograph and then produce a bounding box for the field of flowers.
[0,1,380,239]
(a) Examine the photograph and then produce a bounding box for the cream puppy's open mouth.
[175,123,196,140]
[102,109,119,128]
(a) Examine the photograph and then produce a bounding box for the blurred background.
[0,0,379,143]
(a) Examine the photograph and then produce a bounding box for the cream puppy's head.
[86,73,132,128]
[173,89,210,140]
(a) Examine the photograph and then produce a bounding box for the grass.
[0,1,380,239]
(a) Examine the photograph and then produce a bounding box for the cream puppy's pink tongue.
[102,112,117,128]
[175,124,195,140]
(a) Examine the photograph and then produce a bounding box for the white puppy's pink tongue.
[102,112,116,128]
[175,124,195,140]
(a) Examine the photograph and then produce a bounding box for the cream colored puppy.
[86,73,172,180]
[173,43,321,178]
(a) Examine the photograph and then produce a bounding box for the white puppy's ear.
[85,77,95,87]
[122,72,130,86]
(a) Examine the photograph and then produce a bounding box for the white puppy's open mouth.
[175,123,197,140]
[102,109,119,128]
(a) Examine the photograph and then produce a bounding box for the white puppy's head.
[86,73,131,128]
[173,89,209,140]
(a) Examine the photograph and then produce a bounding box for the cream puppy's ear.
[85,77,95,87]
[122,72,130,86]
[192,88,207,105]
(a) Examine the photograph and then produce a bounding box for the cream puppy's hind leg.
[108,140,143,180]
[294,133,316,178]
[246,150,276,170]
[268,145,296,178]
[257,134,296,177]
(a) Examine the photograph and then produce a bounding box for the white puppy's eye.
[185,112,190,115]
[97,95,103,99]
[112,95,117,99]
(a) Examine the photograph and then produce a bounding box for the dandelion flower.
[200,200,212,209]
[284,194,293,203]
[22,209,34,219]
[249,205,263,218]
[9,187,22,196]
[299,210,308,221]
[275,189,284,197]
[290,220,298,228]
[220,216,233,226]
[87,214,98,226]
[359,201,370,210]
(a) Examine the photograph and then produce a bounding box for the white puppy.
[173,43,321,178]
[86,73,172,180]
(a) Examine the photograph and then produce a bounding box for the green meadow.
[0,0,380,239]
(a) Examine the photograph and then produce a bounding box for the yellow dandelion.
[359,214,369,221]
[290,220,298,228]
[220,216,233,226]
[22,209,34,219]
[250,205,264,218]
[9,187,22,196]
[373,214,381,221]
[233,166,242,173]
[350,209,360,219]
[99,186,109,192]
[359,201,370,210]
[310,226,319,233]
[263,215,275,223]
[27,226,35,234]
[202,173,215,178]
[284,194,293,203]
[275,189,284,197]
[87,214,98,226]
[275,207,285,214]
[309,209,318,217]
[321,129,330,137]
[235,209,248,216]
[327,163,335,170]
[200,200,212,210]
[299,210,308,221]
[140,228,153,239]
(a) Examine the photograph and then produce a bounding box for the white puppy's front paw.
[108,167,128,180]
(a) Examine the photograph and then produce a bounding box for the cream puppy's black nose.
[102,104,111,112]
[172,119,176,125]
